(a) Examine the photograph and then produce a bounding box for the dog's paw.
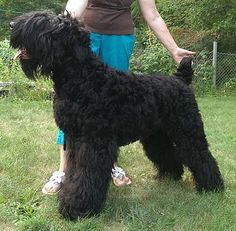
[58,201,97,220]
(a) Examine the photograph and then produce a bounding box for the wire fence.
[193,43,236,88]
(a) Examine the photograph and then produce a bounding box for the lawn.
[0,96,236,231]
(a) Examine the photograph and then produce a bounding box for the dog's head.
[10,11,90,79]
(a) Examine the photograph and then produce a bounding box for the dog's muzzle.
[13,49,31,60]
[10,21,31,60]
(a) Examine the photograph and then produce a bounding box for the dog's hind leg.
[171,110,224,192]
[58,137,117,220]
[140,130,184,180]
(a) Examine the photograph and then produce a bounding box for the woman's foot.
[111,166,131,187]
[42,171,66,195]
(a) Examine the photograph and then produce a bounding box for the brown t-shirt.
[83,0,134,35]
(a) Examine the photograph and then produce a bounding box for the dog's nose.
[10,21,15,30]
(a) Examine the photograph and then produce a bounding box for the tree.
[0,0,65,39]
[1,0,236,51]
[131,0,236,52]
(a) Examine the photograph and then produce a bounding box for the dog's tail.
[174,57,193,85]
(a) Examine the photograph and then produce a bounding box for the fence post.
[212,41,217,87]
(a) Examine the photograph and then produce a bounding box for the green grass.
[0,96,236,231]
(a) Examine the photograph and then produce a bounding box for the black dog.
[10,11,224,220]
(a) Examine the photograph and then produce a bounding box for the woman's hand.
[172,47,196,64]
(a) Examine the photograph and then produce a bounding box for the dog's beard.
[20,59,39,79]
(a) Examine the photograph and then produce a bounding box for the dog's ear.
[70,28,91,63]
[38,14,91,71]
[33,31,68,76]
[73,43,89,63]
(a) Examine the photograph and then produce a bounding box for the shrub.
[0,40,53,100]
[130,27,176,74]
[130,44,175,75]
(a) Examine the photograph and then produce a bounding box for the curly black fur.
[10,11,224,220]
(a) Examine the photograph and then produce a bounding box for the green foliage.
[8,78,53,101]
[0,0,65,40]
[189,0,236,51]
[191,51,215,95]
[131,0,236,52]
[190,0,236,32]
[0,38,14,63]
[130,44,175,75]
[130,27,175,74]
[220,76,236,94]
[1,0,236,51]
[0,39,53,100]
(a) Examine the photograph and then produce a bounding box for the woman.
[42,0,196,194]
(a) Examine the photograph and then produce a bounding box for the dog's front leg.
[58,137,117,220]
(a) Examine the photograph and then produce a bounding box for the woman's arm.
[138,0,196,64]
[65,0,88,19]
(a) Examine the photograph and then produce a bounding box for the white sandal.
[42,171,66,195]
[111,166,131,187]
